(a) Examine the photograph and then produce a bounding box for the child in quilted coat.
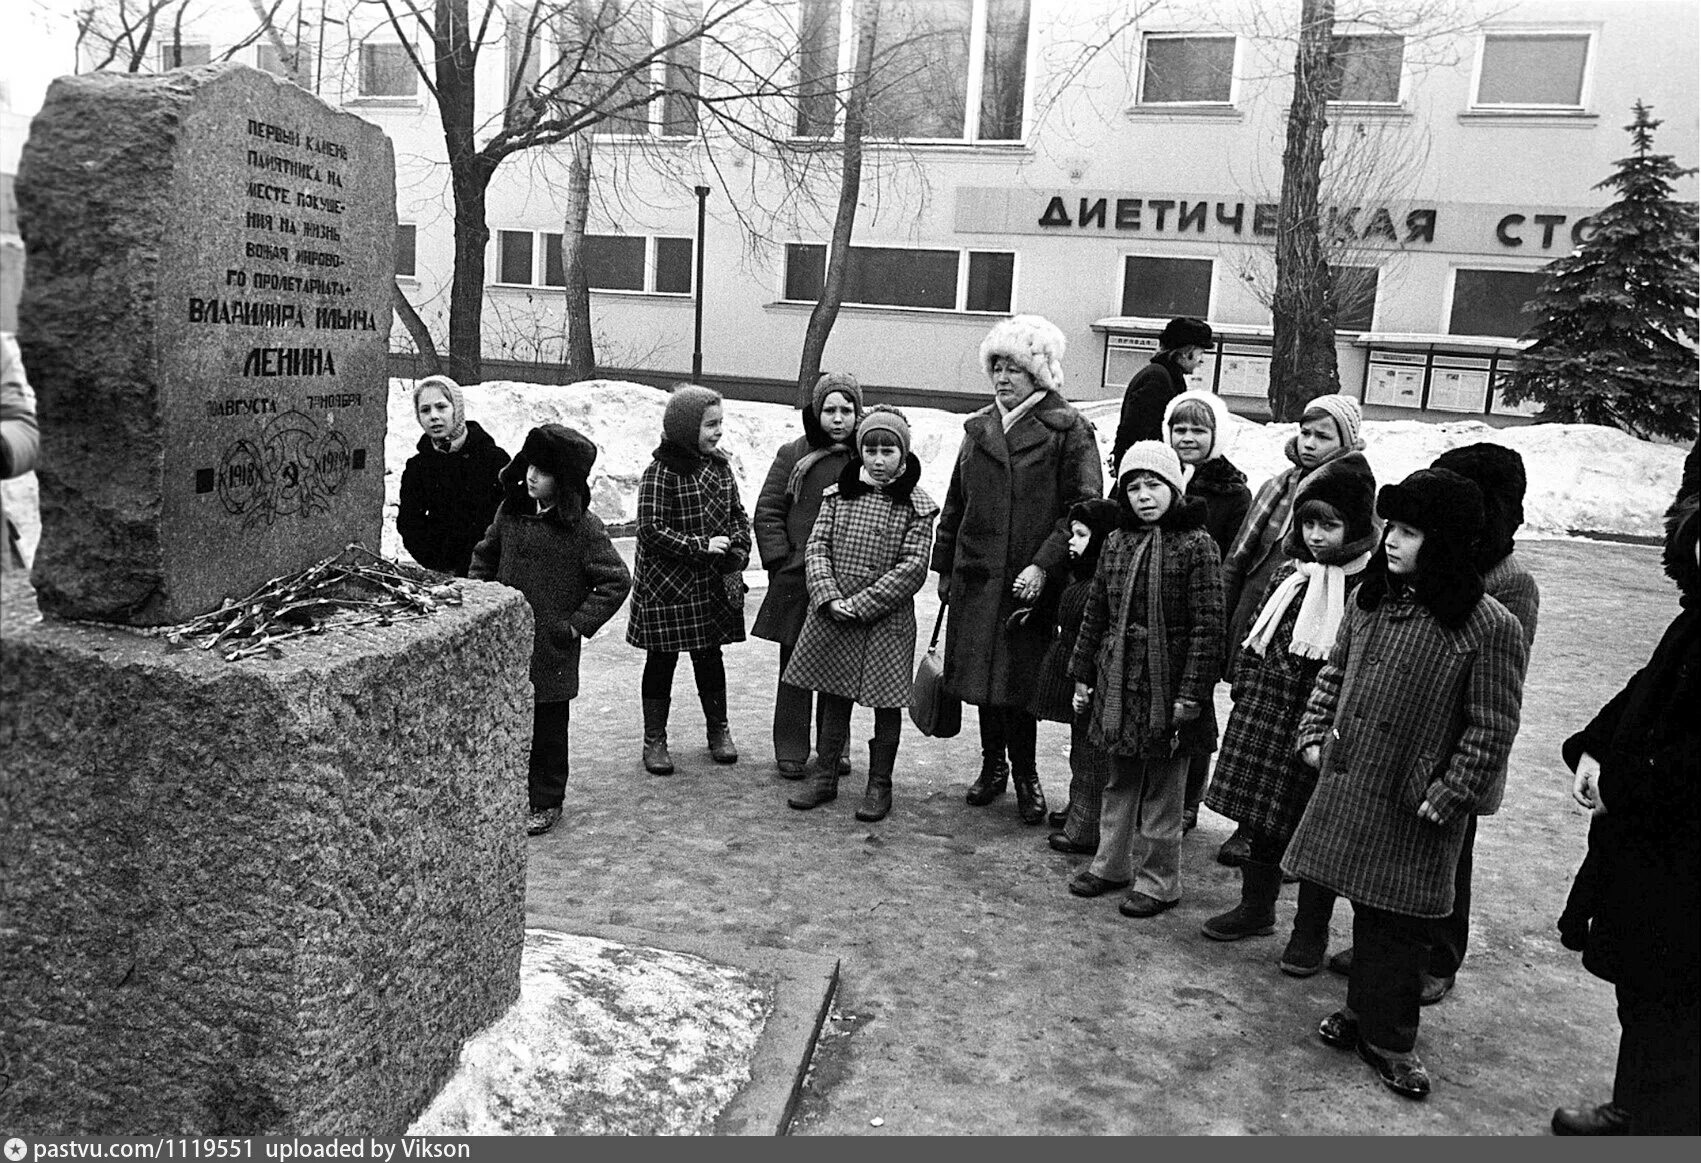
[469,424,632,837]
[1066,441,1224,918]
[626,385,752,774]
[782,408,938,821]
[1286,467,1527,1101]
[1199,455,1378,971]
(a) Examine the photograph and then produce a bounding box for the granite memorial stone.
[16,63,394,624]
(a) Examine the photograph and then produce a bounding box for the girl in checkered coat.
[1287,467,1528,1101]
[1066,442,1224,918]
[627,385,752,774]
[783,408,938,822]
[1199,455,1377,971]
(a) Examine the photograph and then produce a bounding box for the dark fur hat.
[500,423,597,511]
[1665,439,1699,604]
[1067,498,1122,575]
[1432,443,1527,570]
[1159,316,1213,351]
[1282,451,1377,559]
[1358,467,1485,630]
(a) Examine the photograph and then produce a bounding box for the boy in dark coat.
[753,372,864,777]
[470,424,632,837]
[398,375,510,576]
[1066,442,1224,918]
[1288,468,1527,1100]
[1108,316,1214,473]
[1552,441,1698,1137]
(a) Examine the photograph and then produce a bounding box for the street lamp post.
[692,184,711,383]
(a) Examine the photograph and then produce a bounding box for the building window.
[1448,268,1546,338]
[360,42,419,98]
[396,224,417,278]
[509,232,693,293]
[498,230,535,285]
[1138,34,1237,105]
[1327,35,1403,104]
[547,1,700,138]
[782,243,1015,313]
[1474,31,1591,109]
[1333,265,1379,331]
[1120,255,1213,318]
[795,0,1029,142]
[157,42,212,70]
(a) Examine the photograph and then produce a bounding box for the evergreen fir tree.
[1501,102,1699,441]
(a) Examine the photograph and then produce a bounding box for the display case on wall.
[1094,320,1272,405]
[1354,335,1528,419]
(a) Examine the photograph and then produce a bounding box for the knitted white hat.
[979,314,1066,394]
[1162,388,1233,460]
[1301,393,1365,450]
[1117,440,1187,501]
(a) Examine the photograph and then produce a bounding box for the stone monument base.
[0,573,534,1135]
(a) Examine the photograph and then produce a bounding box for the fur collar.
[836,453,923,502]
[1187,455,1248,494]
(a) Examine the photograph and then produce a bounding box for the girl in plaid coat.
[1066,442,1224,918]
[626,385,752,775]
[1287,467,1528,1101]
[783,409,937,822]
[1199,455,1377,971]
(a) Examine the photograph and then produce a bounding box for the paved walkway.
[524,538,1666,1135]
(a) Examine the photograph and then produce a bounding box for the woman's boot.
[1279,879,1338,976]
[642,698,674,775]
[855,740,897,822]
[788,735,843,810]
[1011,763,1047,825]
[965,756,1009,806]
[1201,860,1282,940]
[701,690,738,764]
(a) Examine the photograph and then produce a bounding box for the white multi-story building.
[15,0,1701,420]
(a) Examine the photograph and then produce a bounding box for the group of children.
[414,339,1538,1103]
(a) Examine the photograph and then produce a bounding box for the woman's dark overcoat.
[398,420,511,576]
[1066,499,1225,760]
[751,434,854,646]
[932,392,1103,707]
[783,458,938,708]
[1109,352,1188,470]
[1284,593,1528,916]
[626,446,752,653]
[468,491,632,703]
[1206,560,1363,840]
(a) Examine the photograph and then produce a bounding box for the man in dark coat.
[398,375,510,576]
[1108,316,1214,474]
[1552,440,1699,1137]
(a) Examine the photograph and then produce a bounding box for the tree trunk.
[796,0,879,408]
[435,0,489,385]
[561,135,597,381]
[1269,0,1342,421]
[391,282,443,375]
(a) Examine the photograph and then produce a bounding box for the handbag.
[909,600,961,738]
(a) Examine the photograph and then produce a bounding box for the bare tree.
[74,0,287,72]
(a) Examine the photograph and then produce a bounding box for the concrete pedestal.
[0,575,534,1134]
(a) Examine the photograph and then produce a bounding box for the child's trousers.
[529,700,571,811]
[816,693,902,753]
[1348,901,1431,1056]
[641,646,725,700]
[1061,716,1113,848]
[1089,754,1189,901]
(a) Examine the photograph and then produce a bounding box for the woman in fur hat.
[1552,440,1698,1136]
[934,315,1105,826]
[627,385,753,774]
[753,372,864,778]
[1108,316,1214,474]
[1287,467,1528,1101]
[1199,455,1378,972]
[397,375,511,576]
[470,424,632,836]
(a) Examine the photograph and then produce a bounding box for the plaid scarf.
[1095,526,1172,745]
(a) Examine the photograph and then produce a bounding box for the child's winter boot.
[855,739,897,822]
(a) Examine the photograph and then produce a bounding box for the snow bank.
[381,378,1688,560]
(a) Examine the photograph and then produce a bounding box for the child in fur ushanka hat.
[470,424,632,837]
[1283,466,1528,1102]
[753,372,865,777]
[1201,454,1378,971]
[626,384,753,775]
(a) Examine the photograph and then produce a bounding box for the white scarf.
[1243,551,1373,660]
[995,390,1044,432]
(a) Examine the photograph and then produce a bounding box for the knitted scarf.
[1243,550,1373,660]
[1096,526,1171,744]
[786,441,851,499]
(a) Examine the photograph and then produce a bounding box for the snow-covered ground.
[380,377,1688,560]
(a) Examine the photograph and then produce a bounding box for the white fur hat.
[1162,388,1234,460]
[979,314,1067,395]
